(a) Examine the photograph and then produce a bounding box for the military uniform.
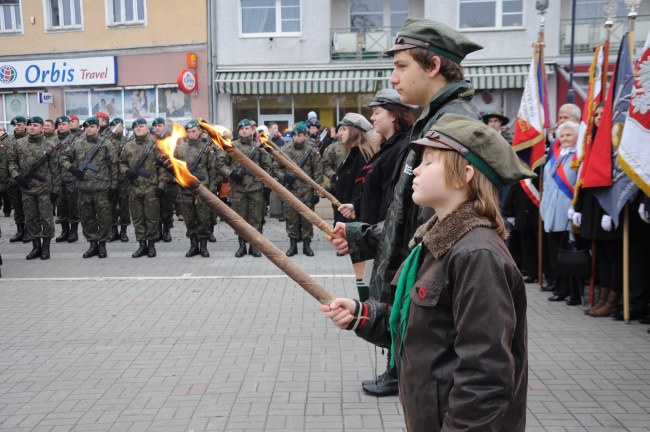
[0,133,10,221]
[108,121,131,242]
[7,117,59,260]
[60,117,119,258]
[120,120,168,258]
[54,119,82,243]
[6,117,28,243]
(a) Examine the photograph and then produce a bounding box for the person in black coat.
[503,179,540,283]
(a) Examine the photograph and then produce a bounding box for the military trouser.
[0,189,11,215]
[56,181,80,223]
[78,190,112,242]
[22,193,55,239]
[130,189,160,241]
[111,180,131,226]
[231,189,265,233]
[8,183,24,224]
[181,193,210,237]
[285,188,314,240]
[160,183,176,223]
[173,184,182,216]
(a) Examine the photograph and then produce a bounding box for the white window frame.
[105,0,147,28]
[239,0,301,38]
[457,0,525,32]
[0,0,23,34]
[44,0,84,32]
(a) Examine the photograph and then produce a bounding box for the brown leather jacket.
[355,203,528,431]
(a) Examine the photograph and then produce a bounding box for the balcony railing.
[560,15,650,55]
[331,26,401,61]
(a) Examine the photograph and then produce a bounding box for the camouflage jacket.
[0,134,10,190]
[4,131,27,186]
[281,139,323,194]
[346,80,482,300]
[60,134,119,193]
[215,137,274,193]
[8,134,59,196]
[119,133,168,193]
[321,139,345,189]
[54,131,77,184]
[174,136,216,194]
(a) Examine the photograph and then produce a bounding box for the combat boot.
[185,235,200,257]
[22,228,31,243]
[208,224,217,242]
[361,355,398,397]
[147,240,156,258]
[83,241,99,258]
[9,223,24,243]
[98,241,108,258]
[162,221,172,242]
[67,223,79,243]
[108,225,119,242]
[120,225,129,242]
[40,237,51,260]
[199,237,210,258]
[303,239,314,257]
[26,238,42,260]
[55,222,69,242]
[132,240,147,258]
[286,238,298,257]
[248,243,261,258]
[235,237,247,258]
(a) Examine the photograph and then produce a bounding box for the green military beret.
[337,113,373,133]
[55,116,71,127]
[387,17,483,63]
[10,116,27,125]
[152,117,165,126]
[410,114,535,187]
[368,88,417,109]
[293,121,309,134]
[85,117,100,126]
[185,120,200,130]
[132,118,148,127]
[237,118,251,130]
[27,116,44,126]
[109,117,124,126]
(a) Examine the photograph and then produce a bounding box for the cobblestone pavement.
[1,209,649,431]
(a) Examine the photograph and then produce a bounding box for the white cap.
[257,124,269,134]
[307,111,318,120]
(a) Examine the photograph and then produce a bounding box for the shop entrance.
[259,114,293,134]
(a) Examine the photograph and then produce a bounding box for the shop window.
[240,0,300,36]
[350,0,407,35]
[293,94,338,130]
[1,92,52,131]
[64,90,91,117]
[259,95,292,115]
[45,0,82,30]
[0,0,22,33]
[337,93,374,124]
[27,93,50,119]
[107,0,146,26]
[157,86,192,120]
[458,0,523,29]
[232,95,258,133]
[91,89,124,118]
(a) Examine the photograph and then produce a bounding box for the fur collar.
[410,202,495,259]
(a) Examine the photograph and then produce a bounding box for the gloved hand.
[14,174,31,189]
[283,173,297,187]
[155,188,164,199]
[310,194,320,205]
[572,212,582,227]
[229,171,244,183]
[506,217,516,227]
[108,188,118,201]
[639,203,650,224]
[68,166,85,180]
[601,214,613,231]
[568,208,575,220]
[50,192,58,204]
[124,169,138,182]
[157,155,175,175]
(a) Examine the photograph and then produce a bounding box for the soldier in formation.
[108,117,131,242]
[7,116,29,243]
[152,117,175,243]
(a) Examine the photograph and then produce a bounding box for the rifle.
[117,134,135,156]
[21,140,64,185]
[77,126,117,173]
[232,145,260,180]
[283,138,320,187]
[127,139,156,184]
[58,127,85,151]
[313,128,329,151]
[0,132,8,141]
[187,138,212,181]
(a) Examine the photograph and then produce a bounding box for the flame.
[198,118,233,151]
[156,122,197,189]
[258,131,272,149]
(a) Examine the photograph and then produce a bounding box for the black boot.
[147,240,157,257]
[162,221,172,243]
[120,225,129,242]
[26,238,42,260]
[208,224,217,243]
[248,243,261,257]
[199,237,210,258]
[68,222,79,243]
[9,223,24,243]
[83,241,99,258]
[108,225,119,242]
[22,227,31,243]
[186,235,200,257]
[235,237,247,258]
[362,354,399,397]
[55,222,70,243]
[286,238,298,257]
[132,240,147,258]
[98,241,107,258]
[303,239,314,257]
[40,237,51,260]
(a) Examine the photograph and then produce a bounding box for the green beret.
[109,118,124,126]
[237,118,251,130]
[292,121,309,134]
[85,117,100,126]
[152,117,165,126]
[55,116,71,126]
[10,116,27,126]
[387,17,483,63]
[132,118,148,127]
[410,114,535,187]
[368,88,417,109]
[337,113,373,133]
[185,120,200,130]
[27,116,44,126]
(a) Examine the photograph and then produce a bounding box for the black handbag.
[555,225,591,278]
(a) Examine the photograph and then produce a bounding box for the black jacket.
[333,146,369,222]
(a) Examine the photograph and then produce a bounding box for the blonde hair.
[436,149,507,239]
[340,125,378,162]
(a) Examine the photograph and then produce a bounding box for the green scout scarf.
[389,244,422,368]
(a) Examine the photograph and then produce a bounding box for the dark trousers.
[8,183,24,224]
[546,231,583,299]
[0,190,10,215]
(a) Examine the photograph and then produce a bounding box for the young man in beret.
[7,116,30,243]
[329,17,484,396]
[53,115,82,243]
[95,111,110,135]
[8,117,59,260]
[107,117,131,243]
[152,117,175,243]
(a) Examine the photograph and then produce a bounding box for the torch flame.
[198,118,234,151]
[156,122,198,189]
[259,131,272,148]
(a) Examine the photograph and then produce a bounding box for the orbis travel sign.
[0,56,117,89]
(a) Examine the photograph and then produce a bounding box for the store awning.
[215,64,555,95]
